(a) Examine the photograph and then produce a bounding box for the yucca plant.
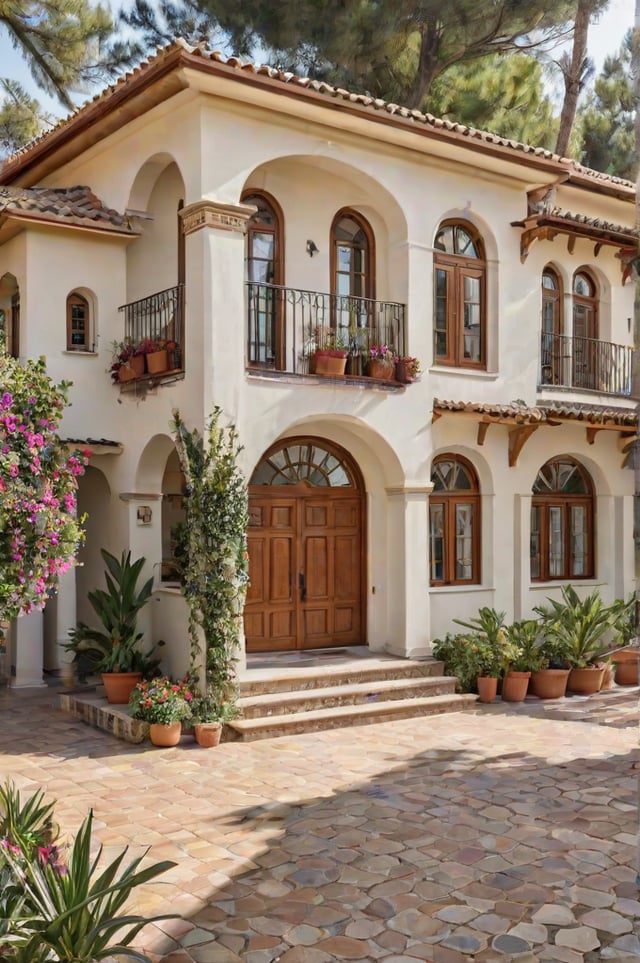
[0,782,56,855]
[2,809,177,962]
[503,619,547,673]
[534,585,616,668]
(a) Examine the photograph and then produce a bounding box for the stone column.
[385,485,432,659]
[55,566,77,684]
[11,610,46,688]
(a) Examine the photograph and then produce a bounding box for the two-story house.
[0,39,636,688]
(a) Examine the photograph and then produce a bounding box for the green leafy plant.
[190,689,238,725]
[128,677,193,725]
[534,585,616,669]
[503,619,546,673]
[172,408,249,709]
[65,550,164,675]
[432,628,507,692]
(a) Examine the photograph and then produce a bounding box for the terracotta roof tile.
[0,185,134,233]
[0,39,635,198]
[549,208,637,238]
[433,398,638,428]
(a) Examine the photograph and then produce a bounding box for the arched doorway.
[245,437,366,652]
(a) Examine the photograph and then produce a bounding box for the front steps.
[227,657,477,741]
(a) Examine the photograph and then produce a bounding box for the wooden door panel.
[305,535,329,600]
[334,535,359,599]
[245,498,297,652]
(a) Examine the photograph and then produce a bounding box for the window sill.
[429,584,491,594]
[117,368,185,391]
[63,350,98,357]
[429,366,498,380]
[246,368,407,392]
[529,579,599,590]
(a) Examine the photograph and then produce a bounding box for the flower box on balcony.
[312,349,348,376]
[146,348,169,375]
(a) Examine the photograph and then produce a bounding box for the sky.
[0,0,635,120]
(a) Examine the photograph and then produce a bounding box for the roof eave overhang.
[0,44,619,195]
[0,210,137,238]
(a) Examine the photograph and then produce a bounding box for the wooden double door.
[245,488,364,652]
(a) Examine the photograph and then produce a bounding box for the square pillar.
[385,485,432,659]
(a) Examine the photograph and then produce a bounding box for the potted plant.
[65,549,164,703]
[608,595,638,685]
[366,343,395,380]
[129,676,194,746]
[534,585,615,695]
[501,619,545,701]
[190,690,238,747]
[312,332,349,376]
[138,337,170,375]
[528,631,571,699]
[451,607,510,701]
[110,338,144,383]
[395,356,422,384]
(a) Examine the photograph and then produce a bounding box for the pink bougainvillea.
[0,354,87,624]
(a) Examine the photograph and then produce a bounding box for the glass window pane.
[530,506,541,579]
[252,233,274,260]
[429,504,444,582]
[464,276,480,301]
[338,245,352,270]
[457,228,478,258]
[571,505,586,576]
[455,503,473,580]
[549,506,564,578]
[542,271,558,291]
[434,227,454,253]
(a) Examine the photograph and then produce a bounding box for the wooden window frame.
[531,457,594,582]
[433,222,486,370]
[242,189,285,370]
[330,208,376,303]
[66,292,91,352]
[429,454,481,587]
[541,266,563,385]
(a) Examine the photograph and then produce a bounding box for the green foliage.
[129,676,194,725]
[433,626,508,691]
[428,53,557,149]
[0,783,56,856]
[0,80,50,155]
[190,689,239,724]
[0,354,87,625]
[503,619,546,672]
[577,30,636,179]
[172,408,249,706]
[65,550,164,675]
[453,607,506,644]
[534,585,617,668]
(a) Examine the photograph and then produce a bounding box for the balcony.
[540,333,633,398]
[117,285,185,385]
[246,282,407,380]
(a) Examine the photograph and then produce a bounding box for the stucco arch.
[135,433,177,492]
[431,207,498,263]
[126,153,185,213]
[525,449,611,498]
[428,444,495,497]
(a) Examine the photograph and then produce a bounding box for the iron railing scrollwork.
[540,333,633,397]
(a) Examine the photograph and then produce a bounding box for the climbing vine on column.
[172,407,249,703]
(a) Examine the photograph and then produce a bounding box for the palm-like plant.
[534,585,616,668]
[2,809,177,963]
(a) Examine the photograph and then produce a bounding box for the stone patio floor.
[0,684,639,962]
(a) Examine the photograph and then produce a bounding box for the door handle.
[298,571,306,602]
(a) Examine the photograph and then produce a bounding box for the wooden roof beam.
[508,425,539,467]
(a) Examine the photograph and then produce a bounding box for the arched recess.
[126,157,186,307]
[571,267,599,390]
[66,287,96,352]
[433,219,487,369]
[0,273,19,357]
[161,449,186,582]
[76,466,112,625]
[242,189,286,369]
[245,436,366,653]
[136,433,177,492]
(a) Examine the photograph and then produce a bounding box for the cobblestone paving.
[0,686,638,962]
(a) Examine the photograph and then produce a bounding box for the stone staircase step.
[237,675,458,718]
[227,692,478,741]
[239,658,445,697]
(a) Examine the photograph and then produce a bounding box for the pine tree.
[0,80,50,154]
[577,30,636,179]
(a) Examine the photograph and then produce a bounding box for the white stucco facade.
[0,42,636,684]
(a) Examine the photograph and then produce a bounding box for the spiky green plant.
[534,585,616,668]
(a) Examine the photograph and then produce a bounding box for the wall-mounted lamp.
[306,239,319,257]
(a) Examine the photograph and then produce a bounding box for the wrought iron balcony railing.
[246,282,407,375]
[540,333,633,398]
[119,284,185,371]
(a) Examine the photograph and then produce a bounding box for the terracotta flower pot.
[118,354,145,382]
[101,671,142,705]
[529,668,570,700]
[567,665,605,695]
[476,676,498,703]
[314,353,347,376]
[194,722,223,747]
[366,358,394,380]
[614,654,639,686]
[501,671,531,703]
[146,348,169,375]
[395,360,411,383]
[149,722,182,747]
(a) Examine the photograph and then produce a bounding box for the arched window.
[250,440,356,488]
[429,455,480,586]
[541,267,563,385]
[434,221,486,369]
[243,190,284,369]
[331,209,375,337]
[531,457,594,581]
[572,270,598,389]
[66,292,91,351]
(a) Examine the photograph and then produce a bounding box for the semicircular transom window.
[531,456,594,581]
[250,442,355,487]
